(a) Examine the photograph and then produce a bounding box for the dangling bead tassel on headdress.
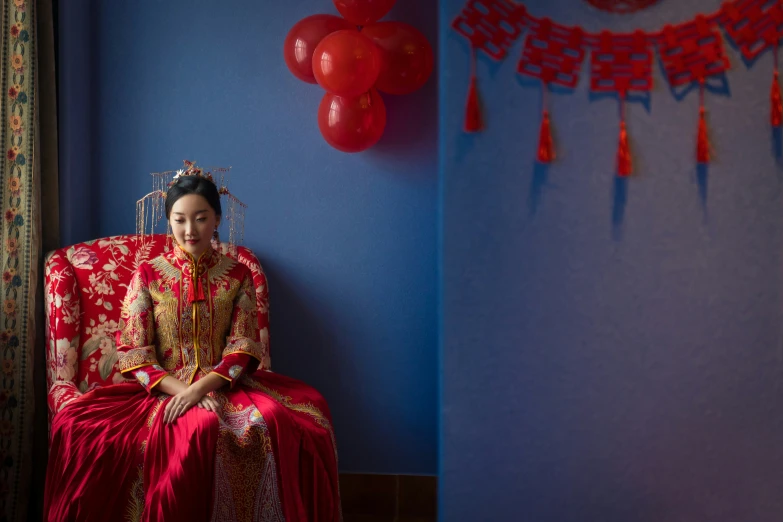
[537,82,554,163]
[617,92,632,177]
[222,192,247,257]
[697,80,710,164]
[772,43,782,128]
[464,48,482,133]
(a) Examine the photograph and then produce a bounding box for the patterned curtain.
[0,0,52,520]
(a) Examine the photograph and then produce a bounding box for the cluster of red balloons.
[284,0,434,153]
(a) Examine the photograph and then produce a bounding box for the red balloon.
[284,14,355,84]
[313,30,381,97]
[318,89,387,153]
[361,22,434,95]
[333,0,397,25]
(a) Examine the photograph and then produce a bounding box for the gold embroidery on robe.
[117,245,265,381]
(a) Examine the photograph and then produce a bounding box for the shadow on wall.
[359,1,439,170]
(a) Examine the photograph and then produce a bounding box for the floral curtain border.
[1,0,37,520]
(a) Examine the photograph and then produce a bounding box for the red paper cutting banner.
[657,16,725,164]
[452,0,527,60]
[450,0,783,163]
[657,15,730,86]
[721,0,783,129]
[722,0,783,62]
[588,30,652,176]
[517,17,585,88]
[589,30,653,92]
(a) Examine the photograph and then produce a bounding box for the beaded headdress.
[136,160,247,253]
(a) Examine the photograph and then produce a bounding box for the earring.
[211,227,221,250]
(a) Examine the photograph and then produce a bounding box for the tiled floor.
[339,473,437,522]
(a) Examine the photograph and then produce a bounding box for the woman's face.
[169,194,220,259]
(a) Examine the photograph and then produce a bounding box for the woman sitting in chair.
[44,163,341,522]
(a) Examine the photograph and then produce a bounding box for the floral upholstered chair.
[44,234,271,423]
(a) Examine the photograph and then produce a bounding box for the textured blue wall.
[59,0,438,474]
[440,0,783,520]
[58,0,99,245]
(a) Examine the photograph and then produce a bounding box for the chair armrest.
[44,250,82,419]
[47,381,83,419]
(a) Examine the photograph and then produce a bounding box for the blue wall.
[58,0,100,244]
[59,0,438,474]
[440,0,783,520]
[58,0,783,512]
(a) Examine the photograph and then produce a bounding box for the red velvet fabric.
[44,371,340,521]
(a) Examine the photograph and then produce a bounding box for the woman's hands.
[159,373,229,424]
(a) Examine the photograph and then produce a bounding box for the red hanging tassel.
[187,276,206,303]
[697,107,709,163]
[772,71,782,128]
[187,279,195,303]
[616,94,631,177]
[196,278,205,302]
[537,110,554,163]
[464,48,482,133]
[617,121,631,177]
[773,43,782,128]
[464,74,482,133]
[696,80,709,164]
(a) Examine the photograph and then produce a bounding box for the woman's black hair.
[165,176,222,218]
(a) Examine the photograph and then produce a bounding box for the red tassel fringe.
[617,121,631,176]
[697,107,709,163]
[187,277,206,303]
[464,75,482,133]
[537,110,554,163]
[772,71,782,128]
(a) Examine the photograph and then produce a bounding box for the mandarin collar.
[168,242,221,272]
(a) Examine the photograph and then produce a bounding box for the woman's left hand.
[163,387,204,424]
[198,395,223,419]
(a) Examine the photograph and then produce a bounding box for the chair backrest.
[44,234,271,396]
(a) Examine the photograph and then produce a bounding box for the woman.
[44,173,340,522]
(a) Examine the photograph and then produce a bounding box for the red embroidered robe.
[44,245,341,522]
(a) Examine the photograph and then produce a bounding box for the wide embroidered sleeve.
[116,264,168,393]
[211,353,252,388]
[210,269,264,387]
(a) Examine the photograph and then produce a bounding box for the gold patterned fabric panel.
[197,299,213,369]
[223,271,264,362]
[118,267,158,373]
[178,292,196,379]
[208,255,237,286]
[210,403,283,522]
[120,247,260,382]
[148,255,181,285]
[119,347,158,372]
[149,280,179,368]
[213,277,241,358]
